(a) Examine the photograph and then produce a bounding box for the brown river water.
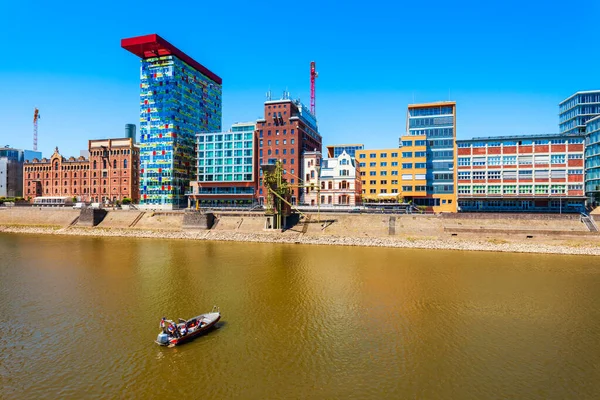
[1,233,600,399]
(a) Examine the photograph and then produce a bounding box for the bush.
[121,197,132,205]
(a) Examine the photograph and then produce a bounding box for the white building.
[302,150,361,206]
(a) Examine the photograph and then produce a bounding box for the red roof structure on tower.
[121,34,222,84]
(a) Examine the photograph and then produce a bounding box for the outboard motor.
[157,333,169,345]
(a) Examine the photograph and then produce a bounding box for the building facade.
[23,139,140,203]
[456,133,586,212]
[0,148,41,197]
[585,115,600,204]
[559,90,600,135]
[256,97,322,205]
[302,151,361,206]
[326,144,364,158]
[405,102,456,212]
[188,123,257,207]
[356,149,405,201]
[122,34,222,208]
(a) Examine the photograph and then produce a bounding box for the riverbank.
[2,223,600,256]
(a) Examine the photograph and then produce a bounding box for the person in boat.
[167,322,177,338]
[180,325,187,336]
[160,317,167,333]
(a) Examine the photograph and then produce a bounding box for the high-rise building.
[188,123,257,208]
[0,148,41,197]
[122,34,222,209]
[456,133,586,212]
[326,144,364,158]
[585,116,600,204]
[559,91,600,135]
[256,96,322,205]
[404,101,457,212]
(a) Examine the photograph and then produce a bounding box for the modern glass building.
[559,90,600,135]
[585,115,600,204]
[405,102,456,212]
[0,148,41,197]
[122,34,222,208]
[188,123,257,207]
[326,144,364,158]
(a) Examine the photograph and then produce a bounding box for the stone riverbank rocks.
[1,225,600,256]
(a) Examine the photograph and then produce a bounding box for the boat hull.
[156,311,221,347]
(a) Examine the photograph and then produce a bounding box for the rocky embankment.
[1,225,600,256]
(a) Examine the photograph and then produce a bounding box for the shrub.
[121,197,132,205]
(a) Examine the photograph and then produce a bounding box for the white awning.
[377,193,398,197]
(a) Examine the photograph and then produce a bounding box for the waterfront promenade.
[1,208,600,256]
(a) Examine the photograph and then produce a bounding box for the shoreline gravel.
[1,225,600,256]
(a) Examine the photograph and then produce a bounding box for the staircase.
[129,212,146,228]
[581,213,599,232]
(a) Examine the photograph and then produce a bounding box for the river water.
[1,233,600,399]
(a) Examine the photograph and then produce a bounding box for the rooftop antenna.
[266,89,272,101]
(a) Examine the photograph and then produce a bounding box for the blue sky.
[1,0,599,157]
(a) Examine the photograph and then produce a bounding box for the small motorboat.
[156,306,221,347]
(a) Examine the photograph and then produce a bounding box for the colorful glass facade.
[137,55,222,207]
[585,116,600,203]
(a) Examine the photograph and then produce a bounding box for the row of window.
[458,138,584,147]
[458,154,582,166]
[260,139,295,146]
[358,152,399,159]
[458,170,583,179]
[458,184,583,194]
[258,129,296,137]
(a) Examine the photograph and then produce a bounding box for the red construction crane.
[310,61,318,116]
[33,108,40,151]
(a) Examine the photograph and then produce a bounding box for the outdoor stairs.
[581,213,599,232]
[129,212,146,228]
[67,216,80,228]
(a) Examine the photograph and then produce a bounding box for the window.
[402,152,413,158]
[369,180,376,185]
[124,159,128,168]
[488,156,501,166]
[551,154,566,164]
[415,140,426,146]
[401,141,413,147]
[473,157,486,166]
[370,153,376,158]
[473,171,485,180]
[458,171,471,180]
[370,162,376,167]
[503,156,517,165]
[415,163,426,168]
[380,180,387,185]
[381,153,387,158]
[502,185,516,194]
[488,185,501,194]
[402,186,412,191]
[402,163,413,169]
[380,162,387,167]
[568,154,583,159]
[488,171,501,180]
[402,174,413,180]
[359,154,366,159]
[415,151,426,157]
[391,152,398,157]
[380,171,387,176]
[391,162,398,167]
[391,180,398,185]
[113,159,117,169]
[359,163,366,167]
[391,171,398,176]
[370,171,376,176]
[519,185,533,194]
[380,189,388,194]
[458,157,471,166]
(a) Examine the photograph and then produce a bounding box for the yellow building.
[357,101,457,213]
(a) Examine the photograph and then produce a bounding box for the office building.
[0,148,41,197]
[326,144,364,158]
[302,150,361,206]
[188,123,257,207]
[122,34,222,208]
[559,90,600,135]
[255,95,322,205]
[23,139,140,203]
[356,149,406,201]
[585,116,600,204]
[456,133,586,212]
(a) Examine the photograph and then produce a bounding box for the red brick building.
[255,97,322,205]
[23,138,140,204]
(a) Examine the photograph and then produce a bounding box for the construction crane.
[33,108,40,151]
[310,61,318,115]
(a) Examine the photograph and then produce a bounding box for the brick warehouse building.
[256,96,322,205]
[23,138,140,204]
[455,133,586,212]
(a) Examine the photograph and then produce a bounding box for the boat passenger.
[160,317,167,333]
[180,325,187,336]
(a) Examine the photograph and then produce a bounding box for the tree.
[121,197,132,205]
